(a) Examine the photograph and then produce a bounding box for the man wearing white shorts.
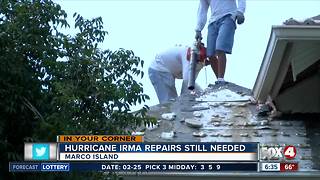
[195,0,246,85]
[148,45,207,104]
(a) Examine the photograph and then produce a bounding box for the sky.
[55,0,320,110]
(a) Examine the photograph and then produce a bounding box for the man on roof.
[148,44,208,104]
[195,0,246,85]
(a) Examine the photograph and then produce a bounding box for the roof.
[283,14,320,25]
[252,16,320,113]
[141,83,320,173]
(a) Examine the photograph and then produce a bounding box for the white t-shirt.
[149,46,203,81]
[195,0,246,31]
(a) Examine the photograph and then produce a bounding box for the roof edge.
[252,25,320,103]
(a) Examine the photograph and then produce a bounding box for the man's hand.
[195,30,202,40]
[235,11,245,24]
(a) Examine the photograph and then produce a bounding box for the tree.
[0,0,154,179]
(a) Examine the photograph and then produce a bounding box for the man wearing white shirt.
[148,44,207,104]
[195,0,246,85]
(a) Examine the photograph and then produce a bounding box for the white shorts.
[148,67,177,104]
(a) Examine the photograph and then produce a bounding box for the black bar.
[9,162,258,172]
[70,162,258,172]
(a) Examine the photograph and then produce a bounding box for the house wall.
[275,71,320,113]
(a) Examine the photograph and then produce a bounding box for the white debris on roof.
[185,118,203,128]
[146,123,159,131]
[192,131,207,137]
[160,131,175,140]
[161,112,176,121]
[191,103,210,111]
[193,111,203,117]
[196,89,251,102]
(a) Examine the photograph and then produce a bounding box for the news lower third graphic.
[9,135,300,172]
[57,142,257,161]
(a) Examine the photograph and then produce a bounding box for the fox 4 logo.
[260,145,297,160]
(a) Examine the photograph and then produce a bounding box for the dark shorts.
[207,14,236,56]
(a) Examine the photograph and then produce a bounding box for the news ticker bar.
[9,162,258,172]
[24,142,258,161]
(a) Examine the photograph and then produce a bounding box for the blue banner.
[59,142,257,153]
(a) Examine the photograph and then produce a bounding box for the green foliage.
[0,0,154,179]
